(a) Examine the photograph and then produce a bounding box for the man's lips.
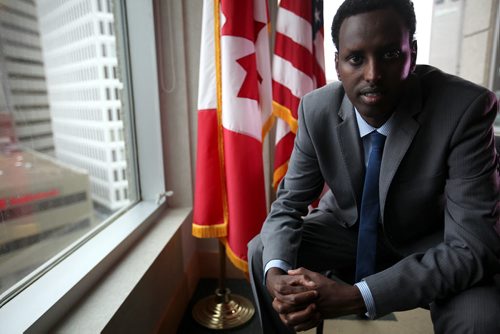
[359,87,384,104]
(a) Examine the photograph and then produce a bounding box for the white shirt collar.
[354,108,395,138]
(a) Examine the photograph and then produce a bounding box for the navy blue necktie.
[355,131,386,282]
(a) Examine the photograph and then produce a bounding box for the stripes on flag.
[272,0,326,189]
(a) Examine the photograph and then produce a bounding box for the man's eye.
[347,55,362,65]
[384,50,401,60]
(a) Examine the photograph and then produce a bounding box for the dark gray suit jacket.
[260,65,500,317]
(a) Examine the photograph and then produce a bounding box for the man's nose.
[364,59,382,83]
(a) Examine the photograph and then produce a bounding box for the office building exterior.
[0,0,54,154]
[429,0,500,96]
[36,0,129,211]
[0,149,93,295]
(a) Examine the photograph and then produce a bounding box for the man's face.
[335,8,416,127]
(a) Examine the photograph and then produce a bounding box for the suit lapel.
[379,76,422,220]
[336,96,365,210]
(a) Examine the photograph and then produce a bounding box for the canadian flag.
[192,0,272,273]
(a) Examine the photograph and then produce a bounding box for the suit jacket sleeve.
[260,94,326,268]
[365,88,500,317]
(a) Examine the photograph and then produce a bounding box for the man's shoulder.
[414,64,491,97]
[301,81,345,108]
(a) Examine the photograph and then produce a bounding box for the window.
[0,0,141,296]
[0,0,166,310]
[0,0,167,330]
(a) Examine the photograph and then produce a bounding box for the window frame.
[0,0,167,331]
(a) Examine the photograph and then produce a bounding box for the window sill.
[0,201,191,333]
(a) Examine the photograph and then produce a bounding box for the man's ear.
[410,40,418,72]
[335,52,341,81]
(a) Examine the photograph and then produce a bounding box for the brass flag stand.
[192,242,255,329]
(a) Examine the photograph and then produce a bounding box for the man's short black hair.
[331,0,416,50]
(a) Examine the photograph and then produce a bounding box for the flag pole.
[192,241,255,329]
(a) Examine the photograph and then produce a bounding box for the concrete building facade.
[36,0,129,211]
[0,0,54,154]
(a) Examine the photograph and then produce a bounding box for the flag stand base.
[192,242,255,329]
[192,287,255,329]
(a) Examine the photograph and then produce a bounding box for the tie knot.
[370,131,386,150]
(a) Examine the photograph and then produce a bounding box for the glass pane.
[428,0,500,130]
[0,0,137,298]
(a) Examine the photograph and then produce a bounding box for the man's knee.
[248,235,264,282]
[248,235,263,258]
[248,234,264,268]
[431,284,500,334]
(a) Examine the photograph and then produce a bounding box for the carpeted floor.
[177,279,433,334]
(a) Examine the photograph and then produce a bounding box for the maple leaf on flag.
[221,2,266,102]
[236,53,262,101]
[221,1,265,42]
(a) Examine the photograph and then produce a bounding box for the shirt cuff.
[263,259,291,284]
[354,281,377,319]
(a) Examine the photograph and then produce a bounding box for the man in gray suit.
[248,0,500,333]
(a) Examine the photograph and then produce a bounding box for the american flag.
[272,0,326,189]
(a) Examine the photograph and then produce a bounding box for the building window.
[0,0,138,301]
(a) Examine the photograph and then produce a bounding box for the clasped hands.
[266,267,366,332]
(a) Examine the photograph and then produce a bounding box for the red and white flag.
[272,0,326,189]
[193,0,273,273]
